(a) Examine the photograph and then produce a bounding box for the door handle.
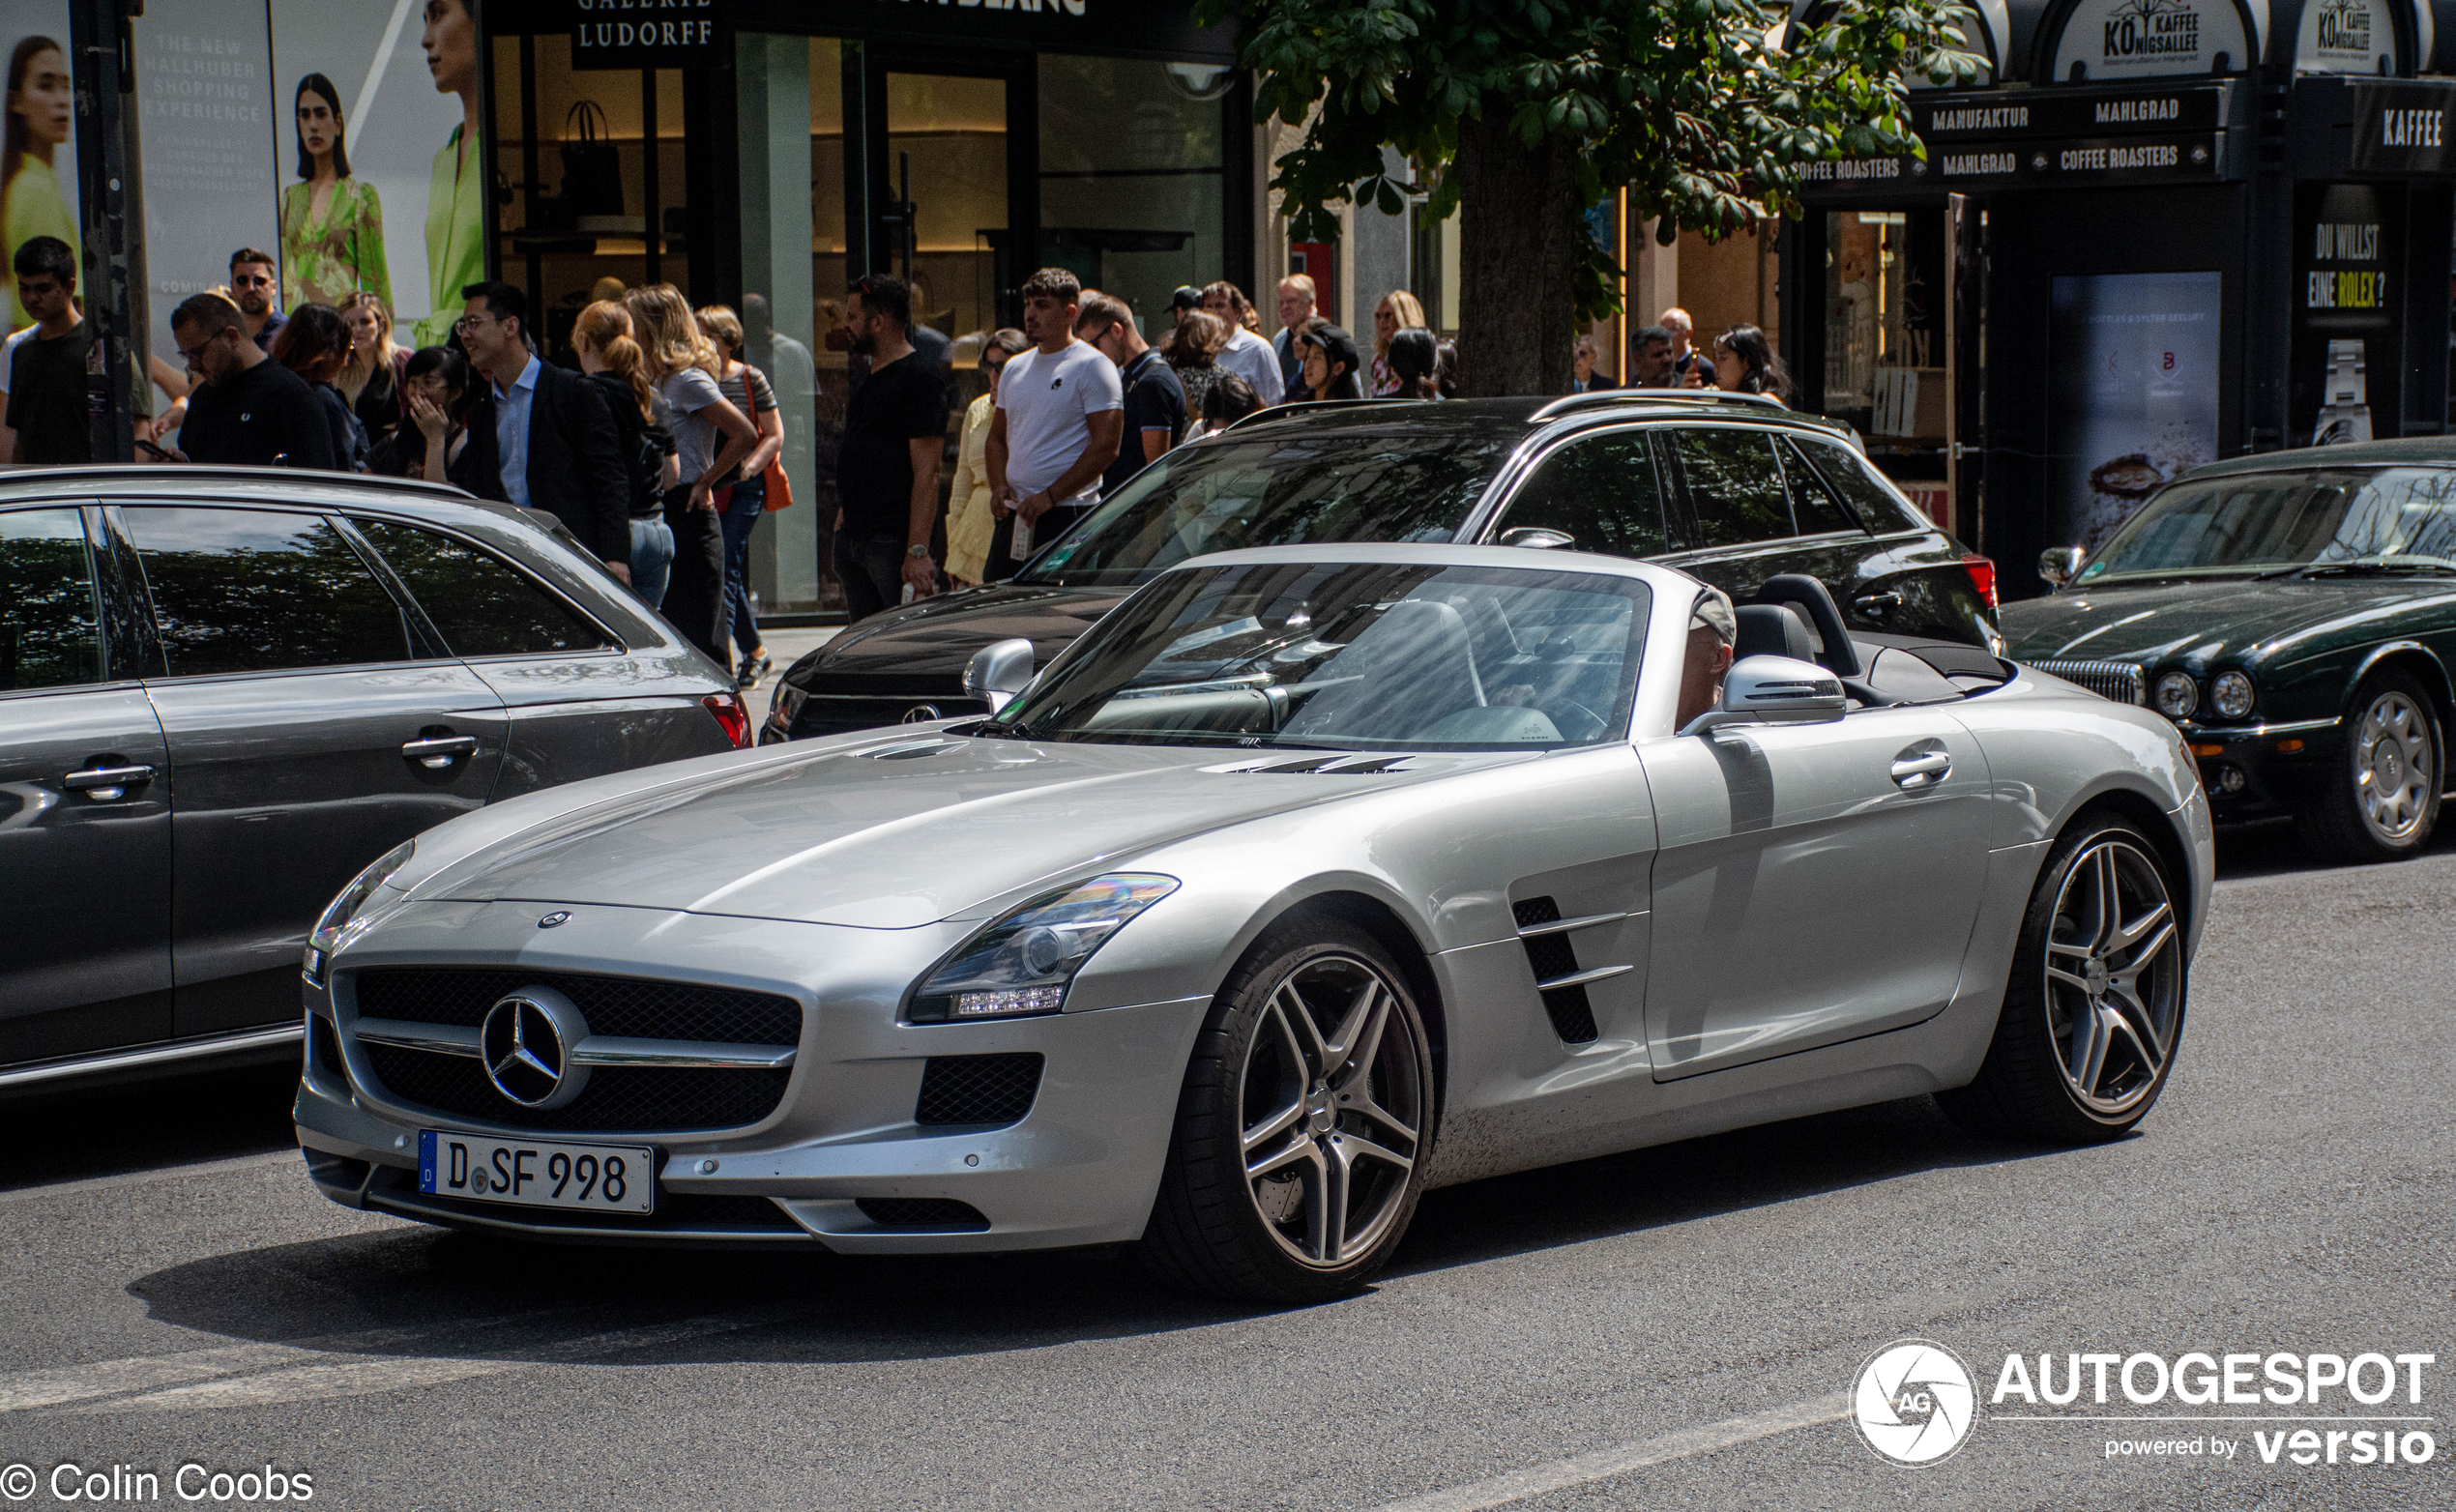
[401,734,479,771]
[1854,590,1904,615]
[63,763,156,800]
[1889,747,1951,790]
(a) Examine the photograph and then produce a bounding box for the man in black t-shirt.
[0,237,92,465]
[1074,292,1184,501]
[833,273,949,623]
[169,291,338,471]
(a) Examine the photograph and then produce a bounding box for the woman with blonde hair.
[695,302,785,686]
[626,283,758,660]
[947,327,1031,587]
[336,292,407,443]
[574,299,679,606]
[1369,289,1427,396]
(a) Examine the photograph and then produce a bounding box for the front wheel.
[2297,670,2442,863]
[1940,818,2186,1144]
[1137,919,1434,1302]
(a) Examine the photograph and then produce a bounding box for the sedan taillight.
[1961,554,1999,612]
[701,691,751,748]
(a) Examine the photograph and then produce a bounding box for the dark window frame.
[1487,422,1686,559]
[0,501,109,695]
[1663,423,1800,549]
[343,513,625,661]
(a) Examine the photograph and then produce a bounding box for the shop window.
[1823,210,1944,439]
[1038,54,1226,337]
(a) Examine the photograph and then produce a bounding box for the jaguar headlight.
[910,874,1180,1022]
[2153,671,2199,720]
[2210,670,2255,719]
[303,839,415,985]
[764,682,806,742]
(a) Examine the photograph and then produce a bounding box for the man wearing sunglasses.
[227,248,288,352]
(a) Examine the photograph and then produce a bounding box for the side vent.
[1511,897,1599,1044]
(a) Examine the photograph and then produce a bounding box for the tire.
[2295,669,2443,863]
[1939,817,2186,1145]
[1136,917,1435,1302]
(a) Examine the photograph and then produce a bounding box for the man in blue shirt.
[455,281,632,582]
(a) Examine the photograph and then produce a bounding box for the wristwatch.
[905,543,931,560]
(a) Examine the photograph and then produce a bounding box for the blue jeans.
[720,480,766,659]
[629,515,675,609]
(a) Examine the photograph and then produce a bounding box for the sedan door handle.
[63,763,156,800]
[1854,590,1904,614]
[401,734,479,771]
[1889,748,1951,790]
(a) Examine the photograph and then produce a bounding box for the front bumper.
[2174,714,2341,818]
[295,898,1211,1252]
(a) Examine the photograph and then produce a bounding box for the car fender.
[2346,638,2455,723]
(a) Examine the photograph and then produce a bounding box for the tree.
[1202,0,1982,396]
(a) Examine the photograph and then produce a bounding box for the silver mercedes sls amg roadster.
[297,544,2213,1300]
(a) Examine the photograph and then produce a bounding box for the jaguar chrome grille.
[2032,659,2148,706]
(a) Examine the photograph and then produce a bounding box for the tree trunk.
[1453,115,1579,398]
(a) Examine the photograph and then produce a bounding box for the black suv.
[767,393,2003,740]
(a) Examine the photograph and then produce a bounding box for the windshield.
[2078,467,2456,583]
[1015,433,1506,588]
[987,561,1652,751]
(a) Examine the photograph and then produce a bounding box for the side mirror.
[2039,546,2082,587]
[1680,654,1848,737]
[963,637,1035,706]
[1500,526,1575,550]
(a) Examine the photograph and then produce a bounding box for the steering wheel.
[1544,696,1607,743]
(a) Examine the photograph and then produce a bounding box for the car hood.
[419,732,1514,928]
[787,581,1133,688]
[2001,576,2456,665]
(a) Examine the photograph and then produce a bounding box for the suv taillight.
[701,691,751,748]
[1961,555,1998,612]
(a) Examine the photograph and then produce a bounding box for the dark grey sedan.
[0,467,748,1092]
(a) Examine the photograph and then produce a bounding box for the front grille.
[363,1042,790,1132]
[352,969,801,1046]
[369,1168,799,1233]
[2032,658,2148,706]
[857,1197,990,1231]
[792,694,984,738]
[914,1054,1043,1126]
[1512,895,1599,1044]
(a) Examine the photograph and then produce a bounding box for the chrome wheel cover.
[2043,839,2181,1117]
[2353,690,2435,844]
[1238,953,1424,1268]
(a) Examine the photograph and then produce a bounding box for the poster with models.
[134,0,484,363]
[2048,271,2222,554]
[0,3,80,332]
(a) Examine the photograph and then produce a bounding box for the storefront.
[1780,0,2456,596]
[23,0,1246,617]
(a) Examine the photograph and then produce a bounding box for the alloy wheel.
[1237,953,1424,1268]
[2353,690,2435,845]
[2043,839,2181,1116]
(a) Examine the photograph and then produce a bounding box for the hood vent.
[863,739,965,761]
[1208,753,1415,775]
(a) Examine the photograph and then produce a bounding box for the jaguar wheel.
[1940,817,2185,1144]
[1137,918,1433,1302]
[2297,670,2443,863]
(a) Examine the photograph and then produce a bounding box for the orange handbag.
[762,459,795,512]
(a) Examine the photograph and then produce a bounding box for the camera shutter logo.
[1852,1339,1980,1466]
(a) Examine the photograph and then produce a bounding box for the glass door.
[881,70,1010,414]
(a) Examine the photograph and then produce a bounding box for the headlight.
[2210,670,2255,719]
[910,874,1180,1022]
[303,839,415,985]
[763,682,806,742]
[2153,671,2199,720]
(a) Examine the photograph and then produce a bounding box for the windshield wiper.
[2286,557,2456,578]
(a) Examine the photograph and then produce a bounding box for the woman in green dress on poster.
[3,36,76,331]
[280,73,392,311]
[417,0,485,349]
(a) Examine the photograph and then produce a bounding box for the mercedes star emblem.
[479,989,592,1108]
[538,911,571,928]
[900,705,944,723]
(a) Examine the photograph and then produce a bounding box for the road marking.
[0,1149,298,1207]
[1365,1393,1851,1512]
[0,1324,453,1413]
[73,1309,802,1414]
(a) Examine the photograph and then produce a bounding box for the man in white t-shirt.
[984,266,1124,581]
[1201,280,1286,406]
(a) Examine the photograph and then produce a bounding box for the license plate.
[418,1131,656,1214]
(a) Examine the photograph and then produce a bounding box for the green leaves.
[1208,0,1980,321]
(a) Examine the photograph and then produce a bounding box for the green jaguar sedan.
[2002,438,2456,862]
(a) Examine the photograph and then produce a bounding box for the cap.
[1170,286,1204,311]
[1688,585,1737,643]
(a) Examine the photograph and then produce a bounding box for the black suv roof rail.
[1526,390,1786,422]
[1224,397,1421,432]
[0,464,472,500]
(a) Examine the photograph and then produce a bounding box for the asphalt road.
[2,820,2448,1511]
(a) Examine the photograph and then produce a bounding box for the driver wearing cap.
[1678,585,1738,731]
